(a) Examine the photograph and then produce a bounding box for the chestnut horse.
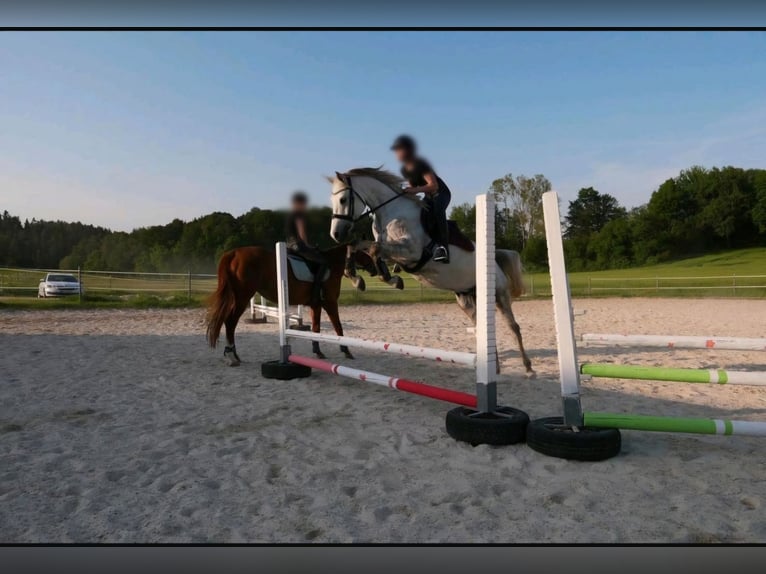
[206,244,369,365]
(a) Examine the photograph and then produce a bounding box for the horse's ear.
[323,174,334,183]
[335,171,346,183]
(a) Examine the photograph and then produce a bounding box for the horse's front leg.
[310,304,326,359]
[376,239,420,289]
[343,248,366,292]
[375,258,404,290]
[323,299,353,359]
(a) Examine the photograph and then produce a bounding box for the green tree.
[752,170,766,233]
[449,203,476,241]
[489,173,550,250]
[564,187,626,239]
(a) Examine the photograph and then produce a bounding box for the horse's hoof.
[315,352,327,360]
[343,351,355,360]
[224,348,241,367]
[525,369,537,380]
[392,276,404,290]
[355,278,366,292]
[392,264,402,273]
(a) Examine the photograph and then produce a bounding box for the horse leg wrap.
[224,345,241,366]
[376,258,392,281]
[344,256,357,279]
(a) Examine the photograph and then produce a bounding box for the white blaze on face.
[328,175,353,242]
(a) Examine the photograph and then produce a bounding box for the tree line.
[450,165,766,271]
[2,164,765,273]
[0,206,360,273]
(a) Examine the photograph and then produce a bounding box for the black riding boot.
[312,265,327,304]
[430,191,451,263]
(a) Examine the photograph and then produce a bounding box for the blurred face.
[393,147,410,162]
[292,199,307,212]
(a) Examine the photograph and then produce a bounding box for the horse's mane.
[343,166,423,206]
[344,166,403,189]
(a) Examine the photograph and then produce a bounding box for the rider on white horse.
[391,135,452,264]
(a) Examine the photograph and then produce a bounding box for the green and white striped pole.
[584,412,766,436]
[580,364,766,386]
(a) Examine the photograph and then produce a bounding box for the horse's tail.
[206,250,238,348]
[496,249,525,299]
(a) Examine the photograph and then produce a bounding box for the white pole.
[276,242,291,362]
[543,191,583,426]
[475,193,497,412]
[284,329,476,366]
[581,333,766,352]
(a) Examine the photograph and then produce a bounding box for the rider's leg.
[432,190,451,263]
[294,244,327,304]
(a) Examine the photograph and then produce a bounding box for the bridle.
[331,174,407,226]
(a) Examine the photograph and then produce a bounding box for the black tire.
[526,416,621,461]
[445,406,529,446]
[261,360,312,380]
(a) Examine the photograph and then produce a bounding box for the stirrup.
[433,246,449,263]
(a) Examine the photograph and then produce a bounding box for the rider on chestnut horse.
[285,191,328,304]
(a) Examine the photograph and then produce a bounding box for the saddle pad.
[287,255,330,283]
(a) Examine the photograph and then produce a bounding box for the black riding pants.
[426,189,451,249]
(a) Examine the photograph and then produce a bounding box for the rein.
[331,175,406,225]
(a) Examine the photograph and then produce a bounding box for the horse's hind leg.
[456,293,500,374]
[323,299,353,359]
[223,300,248,366]
[310,305,326,359]
[496,291,534,377]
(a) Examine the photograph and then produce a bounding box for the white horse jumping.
[327,167,534,375]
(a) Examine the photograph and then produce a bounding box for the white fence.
[582,275,766,297]
[1,266,765,300]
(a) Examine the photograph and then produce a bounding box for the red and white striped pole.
[289,354,477,407]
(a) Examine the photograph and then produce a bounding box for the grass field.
[1,247,765,310]
[525,247,766,298]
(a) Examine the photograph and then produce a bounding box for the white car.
[38,273,82,298]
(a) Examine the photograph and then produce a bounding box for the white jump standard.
[261,193,529,446]
[526,191,766,462]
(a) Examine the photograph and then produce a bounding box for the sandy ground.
[1,298,766,543]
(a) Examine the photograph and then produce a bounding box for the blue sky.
[2,32,765,231]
